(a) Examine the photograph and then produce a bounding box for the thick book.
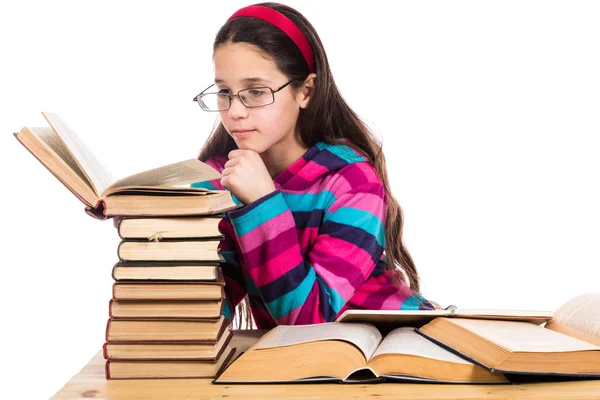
[106,315,229,342]
[214,323,507,384]
[103,329,233,361]
[112,276,225,300]
[117,216,223,240]
[416,293,600,377]
[106,344,236,379]
[112,261,221,282]
[117,239,223,262]
[109,299,224,319]
[14,112,239,218]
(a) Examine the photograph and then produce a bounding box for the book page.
[104,159,222,193]
[372,327,472,364]
[335,309,450,325]
[551,293,600,338]
[449,318,600,352]
[32,126,94,190]
[545,293,600,346]
[43,112,116,195]
[254,323,382,360]
[453,308,553,324]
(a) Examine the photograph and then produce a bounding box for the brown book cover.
[117,239,224,263]
[105,315,230,342]
[117,215,224,240]
[111,261,222,281]
[105,345,237,379]
[103,329,234,361]
[108,299,225,319]
[112,270,225,300]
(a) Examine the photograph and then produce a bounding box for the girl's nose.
[227,96,249,119]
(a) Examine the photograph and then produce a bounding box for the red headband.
[227,5,315,73]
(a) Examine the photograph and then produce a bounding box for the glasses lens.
[239,88,274,107]
[198,93,230,111]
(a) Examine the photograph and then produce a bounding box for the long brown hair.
[198,3,423,328]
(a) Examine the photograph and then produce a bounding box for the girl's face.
[213,42,309,154]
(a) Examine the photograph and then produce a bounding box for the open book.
[335,306,554,328]
[415,293,600,377]
[14,112,238,218]
[214,322,508,384]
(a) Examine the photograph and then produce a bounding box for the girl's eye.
[248,89,266,97]
[218,89,231,94]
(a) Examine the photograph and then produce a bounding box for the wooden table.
[51,336,600,400]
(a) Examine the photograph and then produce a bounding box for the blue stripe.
[222,300,232,319]
[315,275,346,317]
[259,262,310,303]
[401,293,429,310]
[191,181,242,205]
[282,192,334,213]
[324,207,385,247]
[316,142,366,164]
[231,193,288,236]
[191,181,217,190]
[265,266,316,320]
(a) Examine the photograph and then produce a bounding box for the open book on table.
[216,293,600,384]
[214,322,508,384]
[415,293,600,377]
[14,112,239,218]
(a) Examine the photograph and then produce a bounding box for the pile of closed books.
[102,214,238,379]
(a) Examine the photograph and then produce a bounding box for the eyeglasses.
[192,79,296,112]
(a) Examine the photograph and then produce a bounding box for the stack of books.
[14,112,241,380]
[103,215,237,379]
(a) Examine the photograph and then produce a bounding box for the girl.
[191,2,436,329]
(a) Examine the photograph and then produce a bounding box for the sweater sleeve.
[190,159,246,320]
[227,163,389,324]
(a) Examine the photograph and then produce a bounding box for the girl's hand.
[112,216,122,228]
[221,149,276,205]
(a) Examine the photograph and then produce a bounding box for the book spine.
[102,342,109,360]
[105,319,112,342]
[108,299,114,318]
[117,241,124,262]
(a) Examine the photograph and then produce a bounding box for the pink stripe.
[348,280,386,305]
[297,160,330,181]
[311,261,355,302]
[236,211,296,253]
[315,236,376,278]
[249,245,304,285]
[328,191,385,216]
[242,227,299,269]
[353,162,381,184]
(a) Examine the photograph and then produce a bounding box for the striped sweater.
[192,141,434,329]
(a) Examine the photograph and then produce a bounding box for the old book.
[109,299,224,319]
[215,323,507,384]
[14,112,239,218]
[106,344,236,379]
[112,275,224,300]
[103,329,233,360]
[106,315,229,342]
[335,308,554,329]
[416,293,600,376]
[117,239,223,262]
[117,216,223,240]
[112,261,221,281]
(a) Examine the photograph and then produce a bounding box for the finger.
[223,157,241,169]
[221,167,234,177]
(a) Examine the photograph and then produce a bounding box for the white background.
[1,1,599,398]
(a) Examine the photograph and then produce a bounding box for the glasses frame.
[192,79,296,112]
